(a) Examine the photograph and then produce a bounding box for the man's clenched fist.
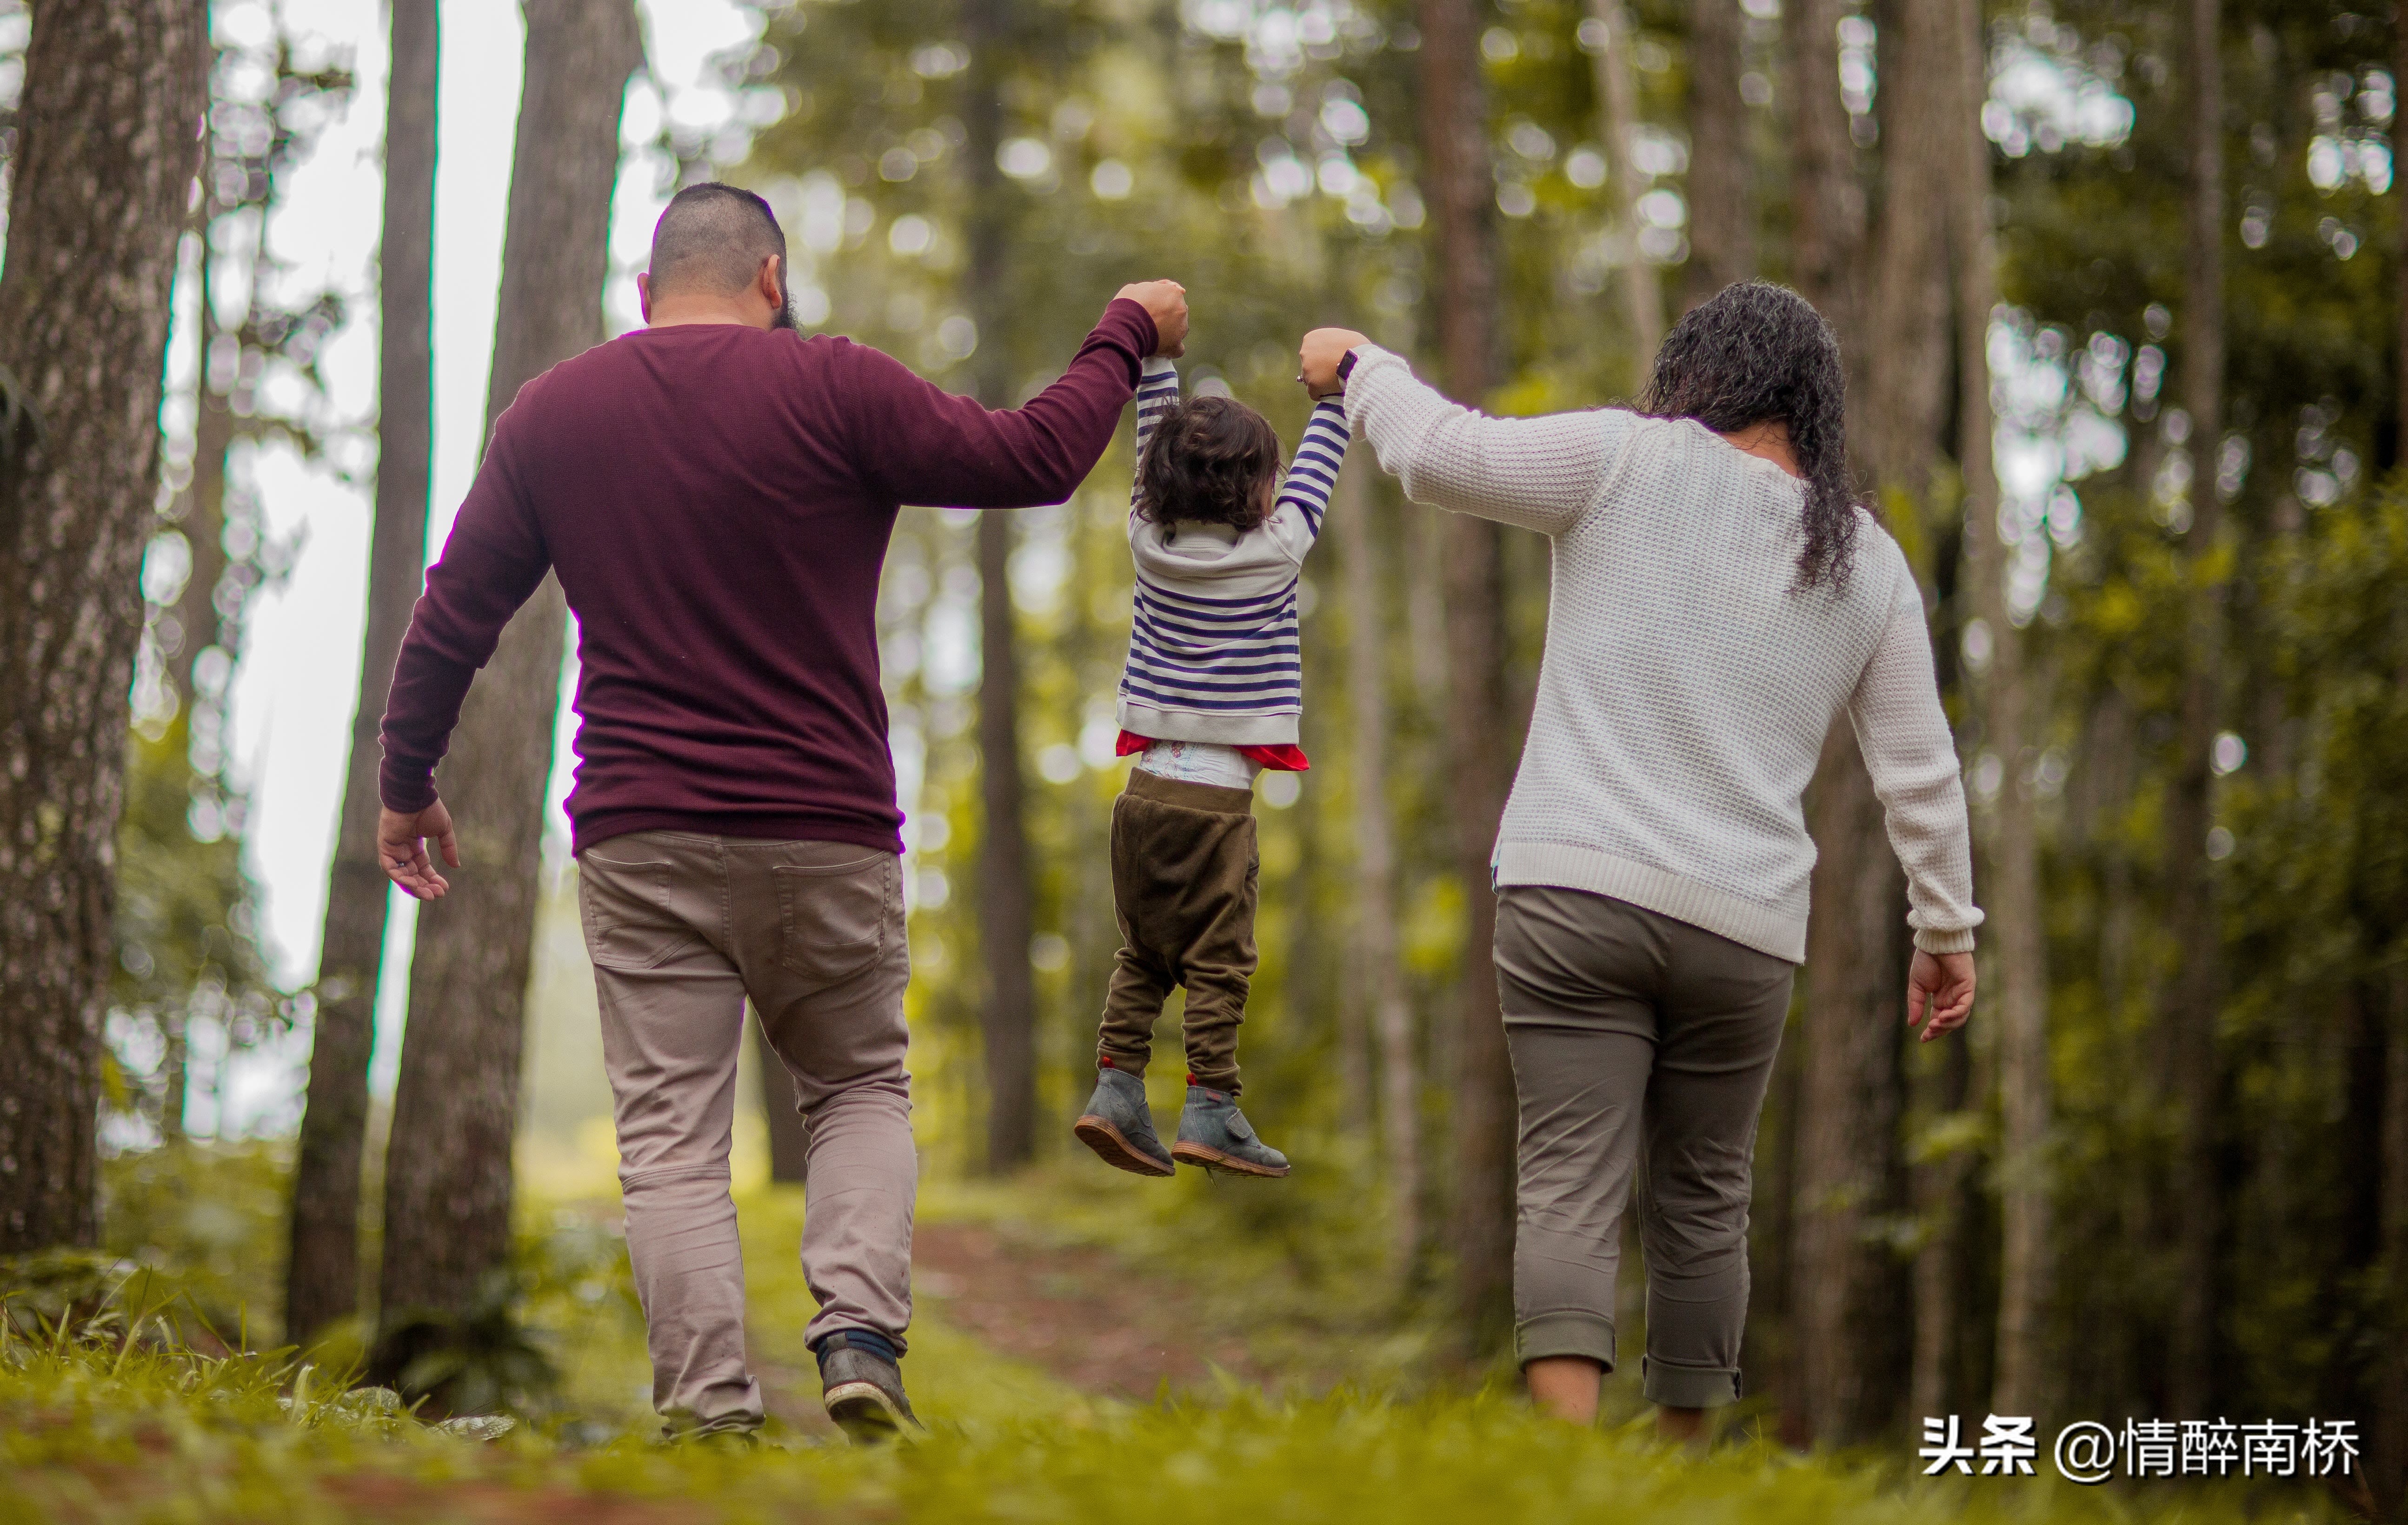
[1116,279,1189,358]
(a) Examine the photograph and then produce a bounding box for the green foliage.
[98,1140,293,1340]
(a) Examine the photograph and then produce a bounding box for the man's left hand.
[379,801,459,900]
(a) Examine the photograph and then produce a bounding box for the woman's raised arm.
[1306,335,1633,537]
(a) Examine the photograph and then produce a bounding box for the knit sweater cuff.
[1912,924,1979,955]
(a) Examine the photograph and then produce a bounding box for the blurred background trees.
[0,0,2404,1492]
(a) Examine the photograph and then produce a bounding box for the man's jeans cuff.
[1642,1356,1741,1409]
[1515,1311,1616,1372]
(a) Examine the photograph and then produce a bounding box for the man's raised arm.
[846,281,1187,510]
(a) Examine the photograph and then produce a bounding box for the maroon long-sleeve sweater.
[378,298,1157,855]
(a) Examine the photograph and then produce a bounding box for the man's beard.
[770,262,798,330]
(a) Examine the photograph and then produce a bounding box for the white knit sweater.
[1343,345,1982,963]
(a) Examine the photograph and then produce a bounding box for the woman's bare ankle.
[1656,1404,1709,1445]
[1524,1356,1605,1425]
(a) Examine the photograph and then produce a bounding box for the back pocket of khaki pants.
[579,858,685,970]
[772,854,893,986]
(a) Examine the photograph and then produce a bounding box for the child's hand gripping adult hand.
[1116,280,1189,358]
[1298,327,1370,398]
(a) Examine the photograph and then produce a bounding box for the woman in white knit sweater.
[1297,283,1981,1439]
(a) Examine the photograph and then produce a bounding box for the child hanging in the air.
[1072,349,1349,1180]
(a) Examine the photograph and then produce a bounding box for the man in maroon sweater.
[374,183,1187,1441]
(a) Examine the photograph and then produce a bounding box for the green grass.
[0,1154,2356,1523]
[0,1328,2351,1524]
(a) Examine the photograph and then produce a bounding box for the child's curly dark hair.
[1136,395,1283,532]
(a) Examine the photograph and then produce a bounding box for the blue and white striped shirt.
[1113,359,1350,748]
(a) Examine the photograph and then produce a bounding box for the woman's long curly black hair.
[1639,280,1865,590]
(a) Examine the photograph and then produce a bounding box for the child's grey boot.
[1073,1065,1176,1177]
[1171,1085,1290,1178]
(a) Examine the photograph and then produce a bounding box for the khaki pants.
[1094,768,1259,1094]
[578,832,914,1434]
[1496,884,1794,1409]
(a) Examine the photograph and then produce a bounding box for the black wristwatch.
[1337,348,1360,386]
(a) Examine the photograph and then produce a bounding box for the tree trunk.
[1785,0,1865,332]
[286,0,438,1346]
[1417,0,1518,1353]
[959,0,1038,1173]
[1337,456,1418,1273]
[1782,0,1900,1445]
[2164,0,2225,1422]
[0,0,210,1254]
[1860,0,1954,522]
[1681,0,1752,310]
[168,290,235,711]
[975,507,1038,1169]
[2379,965,2408,1513]
[1791,724,1908,1444]
[377,0,640,1326]
[1945,0,2051,1420]
[2399,4,2408,473]
[1585,0,1662,386]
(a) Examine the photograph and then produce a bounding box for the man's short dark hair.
[647,181,788,301]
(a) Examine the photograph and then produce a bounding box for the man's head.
[639,182,794,330]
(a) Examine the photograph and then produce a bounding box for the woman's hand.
[1298,327,1369,398]
[1906,949,1976,1041]
[379,801,460,900]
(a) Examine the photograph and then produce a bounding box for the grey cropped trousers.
[578,832,915,1435]
[1497,884,1795,1409]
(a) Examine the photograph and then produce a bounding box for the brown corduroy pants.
[1093,768,1259,1094]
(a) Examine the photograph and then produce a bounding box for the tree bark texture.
[0,0,210,1254]
[1417,0,1518,1351]
[1680,0,1753,310]
[1945,0,2051,1420]
[378,0,640,1323]
[2164,0,2225,1422]
[1336,457,1418,1273]
[1784,0,1865,330]
[286,0,438,1346]
[1781,0,1902,1445]
[959,0,1038,1174]
[1585,0,1663,388]
[1860,0,1955,524]
[1791,724,1909,1444]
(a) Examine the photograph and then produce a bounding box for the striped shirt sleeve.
[1130,356,1181,515]
[1276,398,1351,542]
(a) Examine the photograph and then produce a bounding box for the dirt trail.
[909,1221,1271,1400]
[756,1219,1271,1433]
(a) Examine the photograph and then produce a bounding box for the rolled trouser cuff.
[1515,1311,1617,1372]
[1642,1357,1741,1409]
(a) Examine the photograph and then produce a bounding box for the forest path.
[732,1184,1279,1439]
